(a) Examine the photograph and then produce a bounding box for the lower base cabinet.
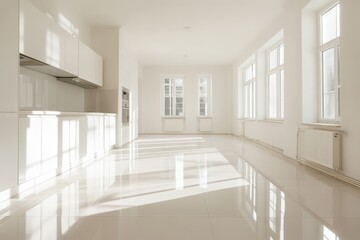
[18,114,116,185]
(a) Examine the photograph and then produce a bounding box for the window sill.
[258,119,284,124]
[241,118,257,122]
[302,122,341,128]
[162,116,185,119]
[237,119,283,124]
[197,116,212,119]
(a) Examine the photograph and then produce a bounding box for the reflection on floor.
[0,135,359,239]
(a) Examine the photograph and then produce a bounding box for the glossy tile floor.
[1,135,360,239]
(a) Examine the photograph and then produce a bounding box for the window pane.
[269,49,278,70]
[165,85,171,96]
[246,66,252,81]
[336,4,340,38]
[280,70,284,119]
[338,88,341,117]
[322,4,340,44]
[268,73,277,118]
[165,97,171,116]
[322,48,335,93]
[199,78,209,116]
[252,64,256,78]
[250,83,253,118]
[279,44,284,65]
[323,93,335,119]
[251,82,256,118]
[337,45,341,85]
[244,85,249,118]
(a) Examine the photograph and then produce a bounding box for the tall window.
[198,76,212,117]
[267,42,284,119]
[164,77,184,116]
[319,3,340,121]
[244,62,256,119]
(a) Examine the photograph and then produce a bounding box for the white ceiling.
[31,0,288,66]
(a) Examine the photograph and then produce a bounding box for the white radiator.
[163,118,185,132]
[198,118,212,132]
[297,128,342,171]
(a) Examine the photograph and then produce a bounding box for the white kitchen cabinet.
[50,22,65,69]
[60,117,80,171]
[41,116,59,174]
[64,33,79,76]
[79,41,103,87]
[104,115,116,151]
[0,114,18,191]
[19,0,52,65]
[0,0,19,112]
[19,116,42,183]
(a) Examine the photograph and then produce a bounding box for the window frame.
[243,62,257,119]
[197,75,212,117]
[162,75,185,117]
[318,2,341,123]
[266,41,285,120]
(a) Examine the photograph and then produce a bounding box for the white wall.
[232,0,360,181]
[140,66,232,134]
[0,0,19,192]
[340,0,360,180]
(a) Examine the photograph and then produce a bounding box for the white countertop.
[18,111,117,116]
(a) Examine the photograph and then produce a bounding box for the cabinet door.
[19,116,42,183]
[61,117,80,171]
[0,114,18,191]
[19,0,52,65]
[50,22,65,69]
[41,116,59,174]
[93,52,103,87]
[64,33,79,76]
[79,41,103,87]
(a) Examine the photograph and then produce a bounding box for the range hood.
[20,54,99,89]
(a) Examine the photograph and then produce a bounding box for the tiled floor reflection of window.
[268,183,286,240]
[244,162,257,222]
[175,154,184,190]
[199,154,208,189]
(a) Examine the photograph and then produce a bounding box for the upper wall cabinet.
[19,0,77,78]
[64,33,79,76]
[19,0,102,88]
[19,0,52,65]
[79,41,103,87]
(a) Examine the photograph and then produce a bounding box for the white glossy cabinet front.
[79,42,103,87]
[19,0,52,65]
[50,22,65,69]
[19,0,80,77]
[18,114,116,184]
[0,114,18,191]
[19,116,42,183]
[64,34,79,76]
